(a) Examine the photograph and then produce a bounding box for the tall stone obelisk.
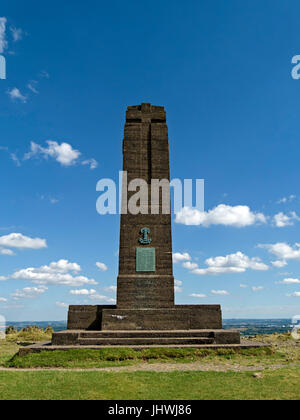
[117,103,174,309]
[55,102,240,345]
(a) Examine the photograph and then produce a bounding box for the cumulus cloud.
[0,297,7,302]
[189,293,207,298]
[252,286,264,292]
[0,233,47,250]
[89,293,115,303]
[240,284,248,288]
[56,301,68,308]
[82,158,98,170]
[174,280,183,292]
[23,141,98,169]
[7,88,27,103]
[0,276,7,281]
[0,17,7,53]
[69,289,96,295]
[273,212,300,227]
[10,153,21,167]
[211,290,229,295]
[271,260,288,268]
[11,286,48,300]
[96,262,108,272]
[287,292,300,297]
[103,286,117,292]
[188,251,269,276]
[24,141,81,167]
[0,248,15,256]
[182,261,198,270]
[278,278,300,285]
[259,242,300,264]
[173,252,191,263]
[277,195,296,204]
[27,80,39,94]
[10,26,23,42]
[175,204,266,227]
[11,259,97,287]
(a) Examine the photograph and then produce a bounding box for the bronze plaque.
[136,248,156,272]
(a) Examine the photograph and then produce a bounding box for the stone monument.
[52,103,240,347]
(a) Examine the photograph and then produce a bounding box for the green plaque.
[136,248,156,272]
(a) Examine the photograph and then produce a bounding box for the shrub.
[5,326,16,335]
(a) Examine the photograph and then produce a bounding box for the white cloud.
[271,260,287,268]
[11,286,47,300]
[96,262,108,272]
[277,195,296,204]
[69,289,96,295]
[0,233,47,250]
[189,293,207,298]
[10,26,23,42]
[0,276,7,281]
[287,292,300,297]
[211,290,230,295]
[278,278,300,285]
[103,286,117,292]
[0,248,15,256]
[174,280,183,292]
[173,252,191,263]
[10,153,21,167]
[259,242,300,262]
[56,301,68,308]
[11,259,97,287]
[82,159,98,170]
[273,212,300,227]
[189,251,268,276]
[24,141,81,166]
[0,297,7,302]
[23,141,98,170]
[89,293,115,303]
[7,88,27,103]
[182,261,198,270]
[175,204,266,227]
[27,81,39,94]
[252,286,264,292]
[240,284,248,288]
[0,17,7,53]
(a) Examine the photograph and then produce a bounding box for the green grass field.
[0,368,300,400]
[0,331,299,400]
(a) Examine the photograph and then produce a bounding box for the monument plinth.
[52,103,240,347]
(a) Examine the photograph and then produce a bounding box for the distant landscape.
[4,319,294,336]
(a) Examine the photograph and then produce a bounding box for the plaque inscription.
[136,248,156,272]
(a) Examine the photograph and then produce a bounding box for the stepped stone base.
[19,340,266,356]
[51,304,241,348]
[52,329,240,346]
[67,305,222,331]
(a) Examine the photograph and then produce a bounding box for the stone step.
[77,337,215,346]
[79,330,215,339]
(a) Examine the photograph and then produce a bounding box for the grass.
[0,367,300,399]
[5,346,278,369]
[5,326,52,343]
[0,332,299,399]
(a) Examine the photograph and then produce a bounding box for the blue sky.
[1,0,300,321]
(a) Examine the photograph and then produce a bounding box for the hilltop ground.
[0,328,299,400]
